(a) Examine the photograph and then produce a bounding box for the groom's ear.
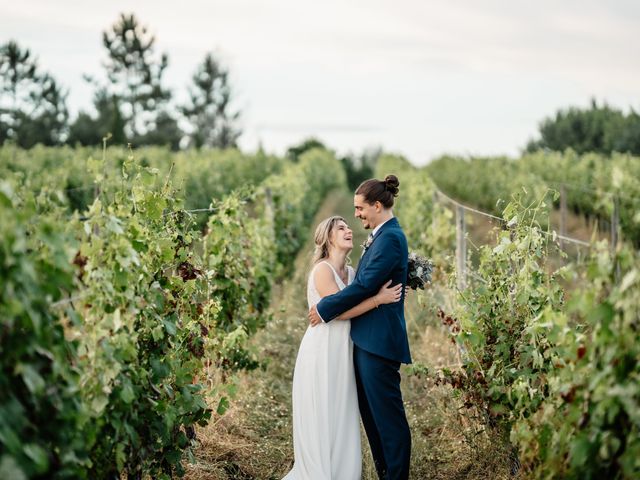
[374,201,383,212]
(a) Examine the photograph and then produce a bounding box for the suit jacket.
[316,217,412,364]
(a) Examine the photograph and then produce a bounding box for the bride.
[283,216,402,479]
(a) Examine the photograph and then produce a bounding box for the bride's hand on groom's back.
[308,305,322,327]
[376,280,403,305]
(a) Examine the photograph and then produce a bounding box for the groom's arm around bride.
[313,231,402,319]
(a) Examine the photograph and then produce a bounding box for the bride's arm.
[314,265,402,321]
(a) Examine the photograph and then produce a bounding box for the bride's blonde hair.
[311,216,351,265]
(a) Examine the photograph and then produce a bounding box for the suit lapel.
[368,217,398,249]
[355,217,399,277]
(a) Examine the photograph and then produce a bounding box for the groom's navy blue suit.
[317,217,411,480]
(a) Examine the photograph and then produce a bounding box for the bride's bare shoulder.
[311,261,340,296]
[311,261,333,281]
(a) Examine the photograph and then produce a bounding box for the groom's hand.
[308,305,322,327]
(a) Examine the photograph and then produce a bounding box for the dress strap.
[347,265,354,285]
[319,260,345,287]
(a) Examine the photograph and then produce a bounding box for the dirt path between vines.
[186,189,512,480]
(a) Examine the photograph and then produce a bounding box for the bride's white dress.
[283,261,361,480]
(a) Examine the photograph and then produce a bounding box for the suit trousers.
[353,345,411,480]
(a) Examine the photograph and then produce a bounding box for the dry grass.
[185,189,513,479]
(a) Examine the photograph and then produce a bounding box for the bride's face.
[330,220,353,252]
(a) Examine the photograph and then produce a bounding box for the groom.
[309,175,412,480]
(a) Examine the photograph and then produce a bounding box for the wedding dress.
[283,261,361,479]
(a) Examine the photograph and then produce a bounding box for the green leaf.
[164,449,181,465]
[516,289,530,305]
[145,195,166,221]
[120,382,135,404]
[0,181,14,207]
[163,318,177,336]
[570,436,592,469]
[588,302,615,330]
[216,396,230,415]
[90,394,109,415]
[152,324,165,341]
[115,442,127,472]
[17,364,45,395]
[23,444,49,474]
[151,358,170,380]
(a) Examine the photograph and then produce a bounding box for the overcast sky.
[1,0,638,165]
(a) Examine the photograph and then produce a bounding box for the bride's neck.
[326,250,347,271]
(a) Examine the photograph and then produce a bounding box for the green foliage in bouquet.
[407,252,433,290]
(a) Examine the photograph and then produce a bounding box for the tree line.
[526,98,640,155]
[0,13,240,150]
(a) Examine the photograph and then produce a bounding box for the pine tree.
[0,40,68,147]
[181,53,240,148]
[101,13,175,142]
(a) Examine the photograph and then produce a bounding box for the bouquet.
[407,252,433,290]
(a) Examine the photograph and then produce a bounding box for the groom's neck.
[372,211,394,229]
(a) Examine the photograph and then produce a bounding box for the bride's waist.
[305,320,351,334]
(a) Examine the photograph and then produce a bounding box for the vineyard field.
[1,145,639,479]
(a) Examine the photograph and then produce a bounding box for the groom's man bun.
[384,174,399,196]
[356,174,400,209]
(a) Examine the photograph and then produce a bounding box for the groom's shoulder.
[385,222,408,249]
[379,226,406,245]
[387,219,405,236]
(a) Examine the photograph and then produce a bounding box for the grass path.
[186,189,512,479]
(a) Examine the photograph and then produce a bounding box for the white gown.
[283,261,361,480]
